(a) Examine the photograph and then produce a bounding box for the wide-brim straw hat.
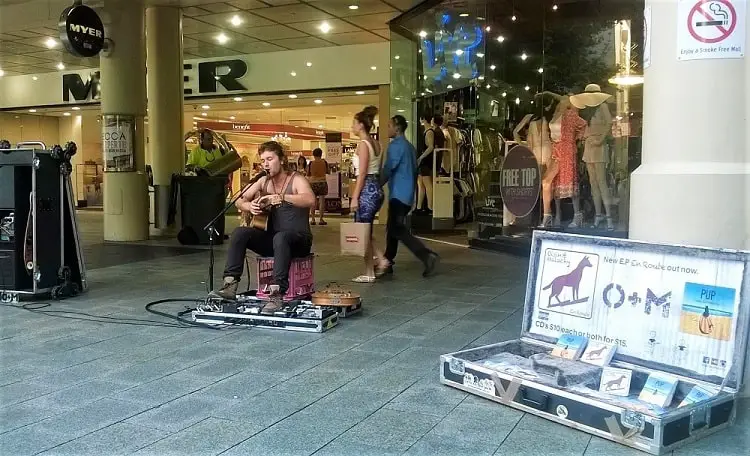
[570,84,612,109]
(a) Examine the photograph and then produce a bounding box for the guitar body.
[249,214,269,231]
[311,282,361,307]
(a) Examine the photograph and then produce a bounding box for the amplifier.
[0,249,17,290]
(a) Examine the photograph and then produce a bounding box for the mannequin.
[570,84,614,230]
[417,114,446,213]
[540,94,587,228]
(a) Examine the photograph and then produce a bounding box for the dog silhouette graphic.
[543,256,593,306]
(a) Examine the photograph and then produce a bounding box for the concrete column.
[146,6,184,233]
[377,84,391,224]
[630,0,750,394]
[100,0,149,241]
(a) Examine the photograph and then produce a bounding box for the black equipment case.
[440,231,749,454]
[0,141,87,301]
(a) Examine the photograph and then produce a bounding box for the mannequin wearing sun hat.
[571,84,615,231]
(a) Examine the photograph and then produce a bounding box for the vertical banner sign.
[102,115,135,172]
[644,6,652,68]
[500,145,541,217]
[325,132,342,164]
[677,0,746,60]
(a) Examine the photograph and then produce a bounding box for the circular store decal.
[500,145,541,217]
[59,4,105,58]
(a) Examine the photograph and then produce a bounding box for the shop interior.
[0,88,380,213]
[390,0,645,252]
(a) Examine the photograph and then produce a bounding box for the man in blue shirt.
[380,115,438,277]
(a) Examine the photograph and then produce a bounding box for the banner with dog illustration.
[528,235,746,380]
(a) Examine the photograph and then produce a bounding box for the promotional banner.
[500,145,540,217]
[102,115,135,172]
[325,132,343,164]
[529,237,744,379]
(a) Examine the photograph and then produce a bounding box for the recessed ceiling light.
[318,124,324,128]
[288,94,297,99]
[314,99,323,104]
[490,64,496,70]
[419,31,427,38]
[262,102,271,107]
[355,91,365,95]
[453,72,460,79]
[56,62,65,70]
[455,49,464,56]
[290,71,297,76]
[201,112,207,116]
[319,21,331,33]
[446,85,453,89]
[478,76,485,80]
[395,97,401,100]
[515,97,521,105]
[521,52,528,61]
[497,35,505,43]
[72,106,80,110]
[525,85,530,91]
[502,92,507,97]
[348,4,359,10]
[29,109,37,113]
[230,115,236,120]
[202,105,210,109]
[216,33,229,44]
[370,66,377,70]
[230,15,243,26]
[553,4,559,11]
[233,97,243,102]
[394,55,400,60]
[32,75,38,80]
[45,37,57,49]
[538,67,544,73]
[460,13,469,17]
[63,112,71,116]
[0,69,4,77]
[486,84,491,89]
[485,26,491,32]
[512,15,517,21]
[397,109,405,113]
[477,53,484,58]
[306,62,312,67]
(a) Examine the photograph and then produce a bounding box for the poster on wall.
[443,102,458,122]
[325,132,342,164]
[529,236,745,379]
[102,115,135,172]
[676,0,746,61]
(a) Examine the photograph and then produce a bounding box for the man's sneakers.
[209,277,239,301]
[261,285,284,315]
[423,252,439,277]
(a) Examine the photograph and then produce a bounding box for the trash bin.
[176,175,227,245]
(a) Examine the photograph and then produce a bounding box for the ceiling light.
[460,13,469,17]
[496,35,505,43]
[290,71,297,76]
[419,31,427,38]
[45,37,57,49]
[72,106,80,110]
[216,33,229,44]
[478,76,485,80]
[230,116,236,120]
[394,55,400,60]
[512,15,517,21]
[355,91,365,95]
[56,62,65,70]
[306,62,312,67]
[202,105,210,109]
[538,67,544,73]
[485,84,490,89]
[446,85,453,89]
[32,76,38,80]
[397,109,405,113]
[288,94,297,99]
[485,26,491,32]
[0,69,4,77]
[230,15,243,26]
[553,4,559,11]
[453,72,461,79]
[63,112,71,116]
[348,4,359,10]
[29,109,37,113]
[262,102,271,107]
[502,92,507,97]
[370,66,377,70]
[521,52,528,60]
[455,49,464,56]
[319,21,331,33]
[201,112,207,116]
[515,97,520,105]
[318,124,324,128]
[525,85,530,91]
[395,97,401,100]
[490,64,496,70]
[314,99,323,104]
[477,53,484,58]
[233,97,243,102]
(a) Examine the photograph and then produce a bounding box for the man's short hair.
[312,147,323,158]
[391,115,408,133]
[259,141,285,161]
[433,114,444,127]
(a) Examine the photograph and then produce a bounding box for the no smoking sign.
[677,0,746,60]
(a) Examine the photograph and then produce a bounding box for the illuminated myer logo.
[63,71,100,102]
[69,24,103,38]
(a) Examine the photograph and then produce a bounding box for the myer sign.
[62,58,248,102]
[58,3,105,58]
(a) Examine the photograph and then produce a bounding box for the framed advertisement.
[102,115,135,172]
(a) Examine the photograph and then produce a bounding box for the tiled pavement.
[1,213,747,455]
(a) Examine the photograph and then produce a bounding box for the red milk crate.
[255,254,315,301]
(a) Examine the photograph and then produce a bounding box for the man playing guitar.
[210,141,316,315]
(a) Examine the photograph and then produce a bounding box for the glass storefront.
[390,0,645,252]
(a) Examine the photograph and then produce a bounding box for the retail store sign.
[677,0,746,60]
[62,71,100,102]
[325,132,342,164]
[58,3,105,58]
[500,145,540,218]
[183,59,248,95]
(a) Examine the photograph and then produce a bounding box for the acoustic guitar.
[310,282,361,307]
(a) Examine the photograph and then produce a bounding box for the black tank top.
[262,173,311,235]
[421,127,446,170]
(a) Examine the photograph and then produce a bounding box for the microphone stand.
[203,171,266,293]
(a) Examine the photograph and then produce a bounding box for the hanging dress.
[550,109,587,199]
